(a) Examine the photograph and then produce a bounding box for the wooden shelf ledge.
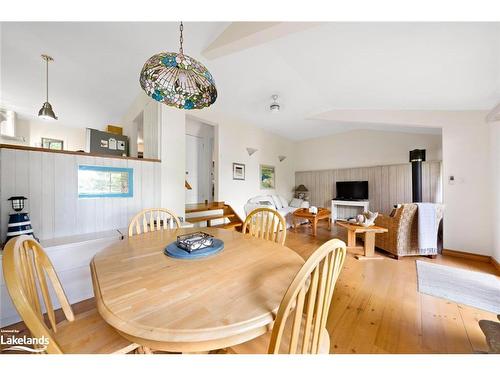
[0,144,160,163]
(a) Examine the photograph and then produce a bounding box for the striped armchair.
[374,203,444,259]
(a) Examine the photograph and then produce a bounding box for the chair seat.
[229,326,330,354]
[54,308,138,354]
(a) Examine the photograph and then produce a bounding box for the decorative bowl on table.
[165,232,224,259]
[176,232,214,253]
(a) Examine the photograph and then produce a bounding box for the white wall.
[490,120,500,263]
[192,111,296,219]
[0,148,161,243]
[441,118,492,256]
[185,117,214,204]
[0,233,122,327]
[120,93,150,158]
[313,110,493,256]
[27,119,87,151]
[296,161,442,216]
[160,106,186,220]
[121,96,187,220]
[0,118,87,151]
[295,129,442,171]
[121,94,298,221]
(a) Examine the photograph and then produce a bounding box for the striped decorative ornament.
[6,213,34,239]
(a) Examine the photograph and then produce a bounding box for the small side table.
[292,208,331,237]
[336,221,388,260]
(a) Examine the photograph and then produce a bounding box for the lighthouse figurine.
[6,196,37,242]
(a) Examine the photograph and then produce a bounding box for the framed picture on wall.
[41,137,64,150]
[260,165,275,189]
[233,163,245,180]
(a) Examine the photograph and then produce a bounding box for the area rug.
[416,260,500,314]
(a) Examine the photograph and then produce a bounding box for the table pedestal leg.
[312,218,317,236]
[354,232,384,260]
[346,230,357,247]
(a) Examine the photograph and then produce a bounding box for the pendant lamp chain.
[179,22,184,55]
[45,57,49,102]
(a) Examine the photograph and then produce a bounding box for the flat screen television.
[335,181,368,201]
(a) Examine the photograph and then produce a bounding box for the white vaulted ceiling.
[0,22,228,127]
[1,22,499,139]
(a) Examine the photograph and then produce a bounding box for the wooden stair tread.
[213,222,243,229]
[187,213,235,223]
[185,202,226,213]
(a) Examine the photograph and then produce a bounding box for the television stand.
[331,200,369,223]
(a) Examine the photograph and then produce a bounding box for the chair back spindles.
[3,235,76,353]
[267,238,347,354]
[242,208,287,245]
[128,208,181,237]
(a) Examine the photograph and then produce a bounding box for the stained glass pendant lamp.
[140,22,217,110]
[38,55,58,120]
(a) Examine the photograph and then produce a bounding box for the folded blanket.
[416,203,438,253]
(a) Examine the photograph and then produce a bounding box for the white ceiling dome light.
[270,94,280,113]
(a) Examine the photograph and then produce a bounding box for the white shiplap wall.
[0,233,122,327]
[295,161,442,218]
[0,148,161,243]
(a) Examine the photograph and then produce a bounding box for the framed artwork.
[233,163,245,180]
[260,165,275,189]
[41,137,64,150]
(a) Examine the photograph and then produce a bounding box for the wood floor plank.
[287,221,498,354]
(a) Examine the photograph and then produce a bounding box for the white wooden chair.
[229,238,347,354]
[242,207,287,245]
[2,235,139,354]
[128,208,181,237]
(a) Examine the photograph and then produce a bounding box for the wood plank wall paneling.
[0,148,162,243]
[295,161,442,216]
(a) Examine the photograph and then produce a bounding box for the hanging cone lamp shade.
[139,22,217,110]
[38,54,58,120]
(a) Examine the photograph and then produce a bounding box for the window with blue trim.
[78,165,133,198]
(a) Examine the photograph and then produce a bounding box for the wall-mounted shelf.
[0,144,161,163]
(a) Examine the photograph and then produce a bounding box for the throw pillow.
[279,196,289,208]
[258,200,273,206]
[289,198,303,208]
[271,195,283,209]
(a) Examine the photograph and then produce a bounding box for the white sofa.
[244,195,310,228]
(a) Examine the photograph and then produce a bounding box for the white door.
[185,135,205,204]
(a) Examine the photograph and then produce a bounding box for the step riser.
[185,202,243,232]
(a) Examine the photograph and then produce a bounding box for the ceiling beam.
[202,22,320,60]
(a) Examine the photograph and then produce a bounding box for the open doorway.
[135,113,144,158]
[185,117,215,204]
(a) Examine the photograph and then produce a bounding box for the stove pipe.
[409,149,426,203]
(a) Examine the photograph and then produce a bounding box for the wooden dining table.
[90,227,304,352]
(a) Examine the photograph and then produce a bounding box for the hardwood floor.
[286,221,499,354]
[2,222,498,354]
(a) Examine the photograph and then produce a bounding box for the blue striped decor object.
[6,213,34,239]
[164,239,224,259]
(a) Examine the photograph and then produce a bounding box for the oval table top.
[90,227,304,352]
